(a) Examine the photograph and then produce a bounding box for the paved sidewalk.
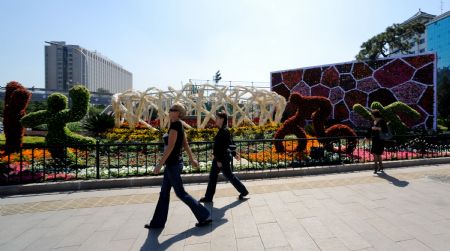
[1,164,450,250]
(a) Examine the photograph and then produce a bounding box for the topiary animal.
[353,101,421,136]
[274,93,357,154]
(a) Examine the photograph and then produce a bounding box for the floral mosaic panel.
[271,53,436,129]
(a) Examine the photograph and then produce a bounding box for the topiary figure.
[353,101,421,136]
[21,85,95,162]
[275,93,357,154]
[3,81,32,153]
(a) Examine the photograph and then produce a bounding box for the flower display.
[271,53,436,129]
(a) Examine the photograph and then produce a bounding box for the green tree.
[26,100,47,113]
[213,70,222,83]
[438,67,450,118]
[96,88,110,94]
[356,22,425,61]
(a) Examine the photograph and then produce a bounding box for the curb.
[2,157,450,196]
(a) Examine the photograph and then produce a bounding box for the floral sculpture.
[353,101,421,135]
[274,93,357,154]
[3,81,32,153]
[21,85,95,162]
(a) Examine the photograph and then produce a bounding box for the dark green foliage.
[437,67,450,117]
[26,101,47,113]
[82,109,115,135]
[356,22,425,61]
[21,85,95,162]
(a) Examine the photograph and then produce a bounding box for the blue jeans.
[150,162,210,227]
[204,157,248,200]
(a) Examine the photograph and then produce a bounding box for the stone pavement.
[1,164,450,251]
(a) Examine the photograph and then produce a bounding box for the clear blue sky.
[0,0,448,91]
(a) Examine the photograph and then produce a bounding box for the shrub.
[82,109,115,135]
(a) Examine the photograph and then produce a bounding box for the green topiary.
[353,101,421,135]
[20,85,95,162]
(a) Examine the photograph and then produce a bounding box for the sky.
[0,0,448,91]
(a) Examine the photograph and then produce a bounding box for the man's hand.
[217,162,223,168]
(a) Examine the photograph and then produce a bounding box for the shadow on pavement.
[140,199,245,250]
[376,172,409,187]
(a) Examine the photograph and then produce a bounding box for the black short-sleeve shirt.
[165,120,184,165]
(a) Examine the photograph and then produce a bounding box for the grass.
[0,134,46,146]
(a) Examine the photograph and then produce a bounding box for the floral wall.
[271,53,437,129]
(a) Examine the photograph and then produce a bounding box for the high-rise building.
[45,41,132,93]
[389,10,436,56]
[427,10,450,69]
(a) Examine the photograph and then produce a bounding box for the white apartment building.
[45,41,132,93]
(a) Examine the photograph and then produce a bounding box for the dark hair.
[216,111,228,129]
[371,109,382,118]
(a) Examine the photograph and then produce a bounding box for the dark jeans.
[150,162,210,227]
[204,157,248,200]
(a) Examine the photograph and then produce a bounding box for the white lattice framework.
[110,82,287,130]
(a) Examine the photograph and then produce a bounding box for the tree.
[213,70,222,83]
[438,67,450,117]
[356,22,425,61]
[96,88,110,94]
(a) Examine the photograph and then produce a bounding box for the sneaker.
[199,197,213,203]
[238,191,249,200]
[195,219,212,227]
[144,224,164,229]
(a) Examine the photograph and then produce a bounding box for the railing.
[1,134,450,185]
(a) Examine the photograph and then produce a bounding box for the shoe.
[373,170,378,174]
[195,219,212,227]
[144,224,164,229]
[238,191,249,200]
[199,197,213,203]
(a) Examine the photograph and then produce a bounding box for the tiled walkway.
[1,164,450,250]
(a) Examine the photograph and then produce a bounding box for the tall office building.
[389,10,436,56]
[427,10,450,69]
[45,41,132,93]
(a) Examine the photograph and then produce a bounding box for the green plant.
[82,109,115,135]
[20,85,95,162]
[353,101,421,135]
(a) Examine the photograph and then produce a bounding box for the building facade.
[389,10,436,56]
[45,41,132,93]
[427,10,450,69]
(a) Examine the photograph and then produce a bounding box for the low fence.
[1,134,450,185]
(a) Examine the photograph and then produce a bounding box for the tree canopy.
[438,67,450,117]
[355,22,425,61]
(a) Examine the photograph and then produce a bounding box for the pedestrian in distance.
[199,111,249,203]
[369,109,389,174]
[145,103,212,229]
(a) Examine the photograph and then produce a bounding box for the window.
[419,49,425,53]
[419,38,425,44]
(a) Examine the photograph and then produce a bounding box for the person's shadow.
[376,171,409,187]
[140,199,246,251]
